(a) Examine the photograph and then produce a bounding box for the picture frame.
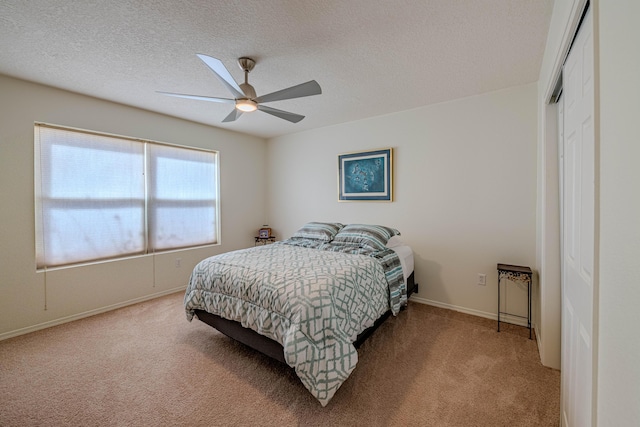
[338,148,393,201]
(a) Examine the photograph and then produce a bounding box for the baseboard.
[0,286,186,342]
[535,323,543,350]
[409,296,529,327]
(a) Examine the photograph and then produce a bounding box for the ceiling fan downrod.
[237,57,256,100]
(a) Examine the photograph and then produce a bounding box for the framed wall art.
[338,148,393,201]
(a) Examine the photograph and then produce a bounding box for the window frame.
[34,122,220,270]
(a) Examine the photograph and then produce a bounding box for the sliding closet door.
[561,7,594,427]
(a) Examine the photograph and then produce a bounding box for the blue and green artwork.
[338,148,392,201]
[344,157,384,193]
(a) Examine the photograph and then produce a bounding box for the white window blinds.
[147,143,218,251]
[35,124,219,268]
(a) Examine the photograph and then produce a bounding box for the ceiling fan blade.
[157,91,235,104]
[222,108,243,123]
[257,105,305,123]
[196,54,245,99]
[254,80,321,104]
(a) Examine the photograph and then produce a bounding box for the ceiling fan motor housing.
[240,82,257,99]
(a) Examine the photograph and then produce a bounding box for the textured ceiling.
[0,0,554,139]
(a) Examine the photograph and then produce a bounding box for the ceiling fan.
[158,54,322,123]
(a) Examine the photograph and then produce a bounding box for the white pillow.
[385,235,405,248]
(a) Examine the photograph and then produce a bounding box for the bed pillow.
[290,222,344,242]
[385,235,405,248]
[333,224,401,250]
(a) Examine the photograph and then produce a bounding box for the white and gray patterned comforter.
[184,241,405,406]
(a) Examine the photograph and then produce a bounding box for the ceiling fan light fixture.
[236,99,257,112]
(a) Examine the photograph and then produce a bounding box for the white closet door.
[561,7,594,427]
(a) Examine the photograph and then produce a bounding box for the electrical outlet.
[477,273,486,286]
[175,258,181,268]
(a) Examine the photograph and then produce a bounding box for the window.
[35,123,219,269]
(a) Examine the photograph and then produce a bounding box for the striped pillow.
[333,224,401,250]
[291,222,344,242]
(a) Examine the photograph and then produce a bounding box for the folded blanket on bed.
[184,240,406,406]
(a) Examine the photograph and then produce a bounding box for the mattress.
[391,244,414,285]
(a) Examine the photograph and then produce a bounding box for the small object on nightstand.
[258,225,272,239]
[497,263,533,339]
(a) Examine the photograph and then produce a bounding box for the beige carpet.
[0,292,559,426]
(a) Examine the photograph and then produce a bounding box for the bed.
[184,222,416,406]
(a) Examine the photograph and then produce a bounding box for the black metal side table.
[497,263,533,339]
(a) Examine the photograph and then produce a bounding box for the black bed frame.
[194,272,417,364]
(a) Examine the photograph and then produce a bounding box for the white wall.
[267,83,538,323]
[597,1,640,425]
[0,74,267,339]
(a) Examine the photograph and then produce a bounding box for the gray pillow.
[291,222,344,242]
[333,224,401,250]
